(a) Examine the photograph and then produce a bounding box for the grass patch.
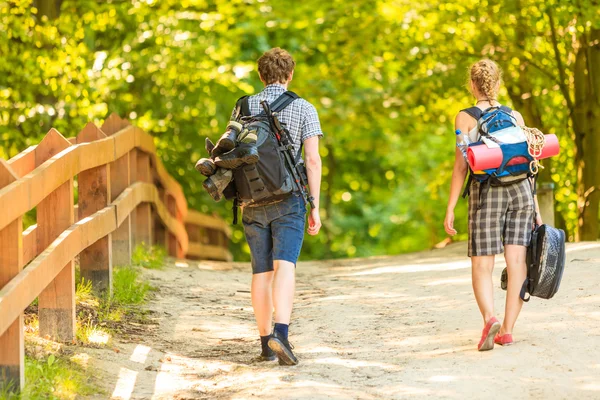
[0,355,98,400]
[14,247,160,397]
[132,243,166,270]
[76,266,154,344]
[76,317,110,346]
[98,265,153,323]
[112,266,153,305]
[74,278,104,346]
[75,277,95,304]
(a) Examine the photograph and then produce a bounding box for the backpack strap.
[462,173,473,198]
[233,95,251,120]
[232,198,239,225]
[230,96,250,224]
[267,91,300,113]
[271,91,305,160]
[461,105,513,121]
[520,173,539,300]
[461,107,483,121]
[241,97,251,117]
[520,280,531,302]
[238,90,301,118]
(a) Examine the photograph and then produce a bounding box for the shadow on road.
[86,242,600,399]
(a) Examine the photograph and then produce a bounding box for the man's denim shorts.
[242,193,306,274]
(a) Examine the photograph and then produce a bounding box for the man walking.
[239,48,323,365]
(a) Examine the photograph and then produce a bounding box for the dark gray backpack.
[226,92,300,221]
[500,224,566,301]
[520,224,566,301]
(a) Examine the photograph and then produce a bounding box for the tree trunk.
[323,142,335,258]
[505,0,553,185]
[505,3,562,231]
[34,0,63,20]
[573,28,600,240]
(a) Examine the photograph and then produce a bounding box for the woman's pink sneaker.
[477,317,501,351]
[494,333,514,346]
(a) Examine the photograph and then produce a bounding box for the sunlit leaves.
[0,0,593,258]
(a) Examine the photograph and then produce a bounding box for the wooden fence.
[0,114,230,391]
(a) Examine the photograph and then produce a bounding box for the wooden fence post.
[77,123,113,294]
[166,193,178,257]
[132,150,153,249]
[36,129,76,341]
[176,207,184,258]
[102,114,132,266]
[0,161,24,393]
[128,149,138,253]
[537,182,556,227]
[219,230,227,249]
[154,186,166,247]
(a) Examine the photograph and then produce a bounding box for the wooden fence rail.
[0,114,231,392]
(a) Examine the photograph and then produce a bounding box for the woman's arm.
[444,112,471,236]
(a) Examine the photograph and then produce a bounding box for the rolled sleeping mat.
[467,134,560,171]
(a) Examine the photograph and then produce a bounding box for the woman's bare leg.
[471,255,496,324]
[501,244,527,335]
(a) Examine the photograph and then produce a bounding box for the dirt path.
[86,242,600,399]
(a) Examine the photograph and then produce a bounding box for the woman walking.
[444,59,542,351]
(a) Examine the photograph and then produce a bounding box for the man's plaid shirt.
[233,84,323,157]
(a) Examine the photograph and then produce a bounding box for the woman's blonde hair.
[469,59,502,101]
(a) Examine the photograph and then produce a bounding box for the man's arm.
[300,102,323,235]
[304,136,322,209]
[304,136,322,235]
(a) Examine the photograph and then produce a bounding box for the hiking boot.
[258,348,277,362]
[268,331,298,366]
[205,137,215,155]
[203,169,233,202]
[214,145,259,170]
[212,121,243,157]
[195,158,217,177]
[237,127,258,145]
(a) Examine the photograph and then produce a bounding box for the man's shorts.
[242,193,306,274]
[468,179,535,257]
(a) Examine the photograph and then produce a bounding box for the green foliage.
[109,266,153,306]
[0,381,17,399]
[132,243,166,270]
[74,278,107,345]
[103,245,159,322]
[21,209,36,231]
[75,317,109,346]
[23,355,97,399]
[0,355,98,400]
[1,0,596,260]
[74,269,152,344]
[6,272,152,397]
[75,277,94,304]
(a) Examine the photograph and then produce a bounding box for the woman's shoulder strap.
[460,107,483,120]
[461,105,513,120]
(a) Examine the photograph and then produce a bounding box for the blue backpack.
[462,106,534,199]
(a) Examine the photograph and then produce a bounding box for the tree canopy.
[1,0,599,260]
